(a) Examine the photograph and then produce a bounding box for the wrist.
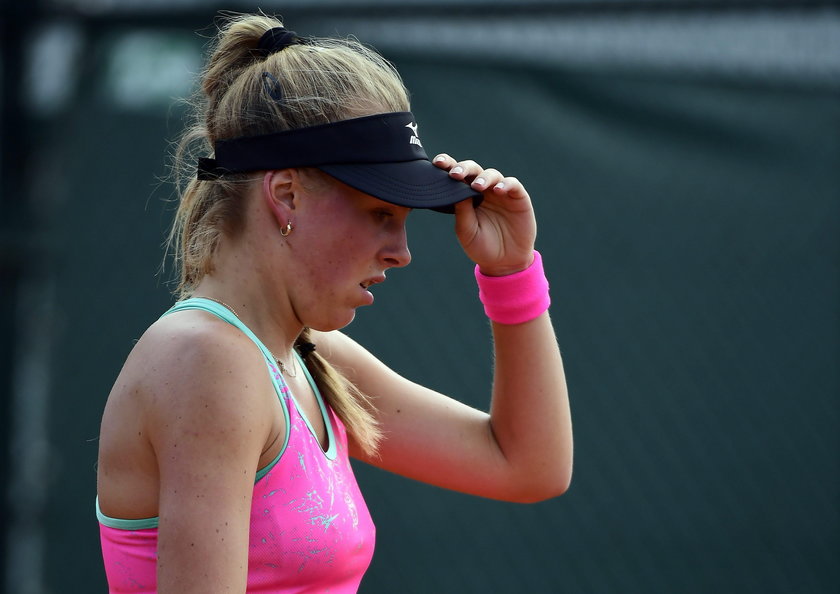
[476,253,535,278]
[474,250,550,325]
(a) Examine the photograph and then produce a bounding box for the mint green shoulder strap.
[166,298,338,461]
[163,297,278,366]
[162,297,293,479]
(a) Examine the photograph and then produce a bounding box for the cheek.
[302,233,358,278]
[288,224,360,294]
[287,254,360,331]
[297,212,372,270]
[289,195,382,292]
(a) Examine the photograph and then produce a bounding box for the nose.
[382,225,411,269]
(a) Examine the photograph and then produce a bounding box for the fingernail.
[473,177,486,187]
[451,166,464,175]
[495,182,505,190]
[433,155,446,163]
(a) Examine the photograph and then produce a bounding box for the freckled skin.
[97,151,572,593]
[278,175,412,332]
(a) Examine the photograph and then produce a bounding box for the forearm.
[488,312,573,502]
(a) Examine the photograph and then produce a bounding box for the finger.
[432,153,456,170]
[447,159,483,182]
[492,176,529,200]
[470,168,504,192]
[452,197,479,246]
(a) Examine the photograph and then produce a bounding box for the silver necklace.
[201,296,298,378]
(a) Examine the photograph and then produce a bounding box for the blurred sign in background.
[2,1,838,592]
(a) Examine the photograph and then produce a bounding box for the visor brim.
[319,159,482,214]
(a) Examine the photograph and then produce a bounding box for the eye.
[373,209,394,220]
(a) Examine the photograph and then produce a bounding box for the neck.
[192,236,302,364]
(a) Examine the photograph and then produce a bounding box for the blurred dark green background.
[2,1,838,593]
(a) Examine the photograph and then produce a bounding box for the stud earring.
[280,220,293,237]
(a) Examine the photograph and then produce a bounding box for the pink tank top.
[97,298,375,592]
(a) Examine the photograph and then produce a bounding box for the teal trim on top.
[293,350,338,461]
[96,496,159,530]
[95,298,337,530]
[170,298,336,462]
[255,449,283,482]
[162,297,293,479]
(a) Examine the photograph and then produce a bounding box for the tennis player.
[96,13,572,593]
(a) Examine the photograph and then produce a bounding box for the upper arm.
[143,320,275,592]
[312,330,515,500]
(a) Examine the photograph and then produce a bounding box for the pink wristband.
[474,250,550,325]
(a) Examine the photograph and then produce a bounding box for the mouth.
[360,275,386,290]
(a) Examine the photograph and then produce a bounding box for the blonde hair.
[169,13,410,455]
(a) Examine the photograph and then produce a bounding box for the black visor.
[197,112,481,213]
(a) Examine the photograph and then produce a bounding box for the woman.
[96,13,572,593]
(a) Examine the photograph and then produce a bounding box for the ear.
[261,169,300,228]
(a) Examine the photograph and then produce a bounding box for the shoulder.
[142,308,256,361]
[124,310,276,448]
[131,309,266,392]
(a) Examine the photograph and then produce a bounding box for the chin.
[308,310,357,333]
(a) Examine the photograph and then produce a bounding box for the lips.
[360,275,386,290]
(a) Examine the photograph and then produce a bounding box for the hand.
[434,154,537,276]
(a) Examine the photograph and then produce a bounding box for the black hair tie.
[296,341,317,358]
[256,27,303,57]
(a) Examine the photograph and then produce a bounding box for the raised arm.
[319,154,572,503]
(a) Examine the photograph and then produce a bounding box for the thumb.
[453,197,479,247]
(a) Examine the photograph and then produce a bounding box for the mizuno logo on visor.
[406,122,422,147]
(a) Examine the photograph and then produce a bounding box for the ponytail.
[297,329,381,456]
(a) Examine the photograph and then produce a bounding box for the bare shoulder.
[98,309,279,518]
[112,310,276,452]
